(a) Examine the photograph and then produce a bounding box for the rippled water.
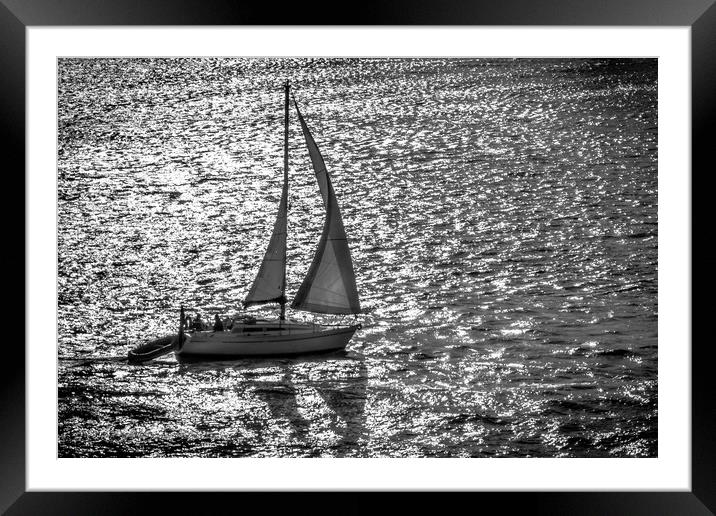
[58,58,657,457]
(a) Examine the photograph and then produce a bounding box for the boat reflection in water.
[176,353,368,457]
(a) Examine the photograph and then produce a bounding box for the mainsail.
[291,100,361,315]
[244,81,290,310]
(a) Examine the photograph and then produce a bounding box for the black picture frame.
[4,0,713,514]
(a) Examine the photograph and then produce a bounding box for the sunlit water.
[58,58,657,457]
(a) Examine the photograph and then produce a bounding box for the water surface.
[58,58,657,457]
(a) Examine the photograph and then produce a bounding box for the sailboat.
[174,80,361,358]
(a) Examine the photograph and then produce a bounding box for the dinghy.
[128,334,184,363]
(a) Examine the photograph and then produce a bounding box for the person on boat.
[192,313,203,331]
[184,315,192,330]
[213,314,224,332]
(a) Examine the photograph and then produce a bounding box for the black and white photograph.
[57,57,658,459]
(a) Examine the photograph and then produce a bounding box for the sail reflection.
[176,354,368,457]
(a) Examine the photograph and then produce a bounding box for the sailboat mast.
[280,79,289,321]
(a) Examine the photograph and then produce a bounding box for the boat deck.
[189,318,337,337]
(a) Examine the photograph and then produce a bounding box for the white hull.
[175,320,360,358]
